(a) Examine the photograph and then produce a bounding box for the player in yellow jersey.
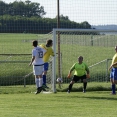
[67,56,90,93]
[109,46,117,95]
[40,39,54,88]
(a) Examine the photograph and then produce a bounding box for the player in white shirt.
[29,40,46,94]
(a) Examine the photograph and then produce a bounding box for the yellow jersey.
[40,44,54,62]
[112,53,117,67]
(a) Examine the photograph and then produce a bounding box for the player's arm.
[29,56,35,66]
[111,62,117,67]
[109,64,113,71]
[109,62,117,71]
[29,50,36,66]
[50,48,55,56]
[67,64,75,78]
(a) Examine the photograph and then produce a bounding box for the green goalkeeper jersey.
[70,62,89,76]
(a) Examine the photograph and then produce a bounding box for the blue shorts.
[110,67,117,80]
[44,62,49,71]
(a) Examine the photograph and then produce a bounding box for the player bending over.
[67,56,90,93]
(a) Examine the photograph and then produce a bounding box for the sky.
[3,0,117,25]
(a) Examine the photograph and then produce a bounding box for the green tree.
[0,1,8,15]
[55,14,70,21]
[0,0,46,17]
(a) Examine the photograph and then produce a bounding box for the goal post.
[52,29,57,93]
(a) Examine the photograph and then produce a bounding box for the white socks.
[35,78,43,88]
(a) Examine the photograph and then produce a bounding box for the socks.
[43,75,46,85]
[39,78,43,87]
[112,84,116,94]
[68,84,73,91]
[35,78,43,88]
[83,82,87,90]
[35,78,39,88]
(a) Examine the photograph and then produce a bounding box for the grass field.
[0,90,117,117]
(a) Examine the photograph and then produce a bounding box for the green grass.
[0,91,117,117]
[0,82,111,94]
[0,83,116,117]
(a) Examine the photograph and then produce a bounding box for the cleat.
[110,93,116,95]
[45,85,49,89]
[42,84,49,89]
[35,87,42,94]
[83,89,86,93]
[67,90,70,93]
[42,85,47,91]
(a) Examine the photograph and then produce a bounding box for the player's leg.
[110,78,116,94]
[42,62,49,88]
[110,68,117,95]
[82,75,87,93]
[67,75,78,93]
[33,66,45,94]
[33,66,40,94]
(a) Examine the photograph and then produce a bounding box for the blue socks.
[112,84,116,94]
[43,75,46,85]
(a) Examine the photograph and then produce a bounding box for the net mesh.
[52,29,117,85]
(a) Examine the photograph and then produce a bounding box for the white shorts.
[33,65,44,75]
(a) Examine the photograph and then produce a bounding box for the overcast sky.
[3,0,117,25]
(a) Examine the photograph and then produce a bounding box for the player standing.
[67,56,90,93]
[40,39,54,88]
[109,45,117,95]
[29,40,46,94]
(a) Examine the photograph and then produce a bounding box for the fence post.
[91,35,93,46]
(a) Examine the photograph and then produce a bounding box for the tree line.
[0,0,91,33]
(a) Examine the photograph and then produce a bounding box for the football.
[56,78,63,83]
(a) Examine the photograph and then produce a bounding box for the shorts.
[44,62,49,71]
[110,67,117,80]
[72,75,86,83]
[33,65,44,75]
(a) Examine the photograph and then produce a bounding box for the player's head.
[32,40,38,47]
[46,39,53,46]
[78,56,83,64]
[115,46,117,52]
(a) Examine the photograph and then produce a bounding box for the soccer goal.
[51,28,117,93]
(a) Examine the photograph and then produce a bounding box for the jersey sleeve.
[40,44,47,50]
[70,63,76,71]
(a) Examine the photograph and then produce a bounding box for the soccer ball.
[56,78,63,83]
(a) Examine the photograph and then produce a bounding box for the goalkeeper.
[40,39,54,88]
[67,56,90,93]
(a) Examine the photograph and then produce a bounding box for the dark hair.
[46,39,53,46]
[32,40,38,47]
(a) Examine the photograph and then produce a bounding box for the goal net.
[51,29,117,92]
